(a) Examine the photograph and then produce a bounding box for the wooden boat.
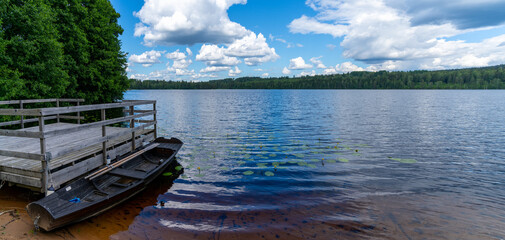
[27,137,183,231]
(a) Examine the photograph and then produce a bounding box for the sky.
[110,0,505,81]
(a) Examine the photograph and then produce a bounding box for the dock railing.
[0,99,157,194]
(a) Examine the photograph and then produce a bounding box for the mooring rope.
[0,180,5,190]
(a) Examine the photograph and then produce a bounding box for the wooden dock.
[0,99,158,194]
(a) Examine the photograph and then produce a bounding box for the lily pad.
[237,161,246,165]
[162,172,173,177]
[307,164,317,168]
[175,166,183,171]
[269,153,277,157]
[264,171,275,176]
[257,163,268,168]
[338,158,349,163]
[391,158,417,163]
[288,160,298,164]
[220,167,229,171]
[243,170,254,175]
[195,173,205,177]
[297,162,307,166]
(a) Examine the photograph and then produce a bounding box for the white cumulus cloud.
[128,50,165,67]
[289,0,505,70]
[229,66,242,77]
[288,57,313,70]
[134,0,249,46]
[310,56,327,69]
[282,67,292,75]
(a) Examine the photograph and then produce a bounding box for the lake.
[112,90,505,239]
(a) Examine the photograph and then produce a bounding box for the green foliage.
[0,0,68,100]
[129,65,505,90]
[0,0,128,103]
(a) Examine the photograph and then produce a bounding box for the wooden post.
[20,100,24,129]
[101,109,107,164]
[38,116,48,195]
[77,101,81,124]
[56,99,60,123]
[130,106,135,151]
[153,102,157,139]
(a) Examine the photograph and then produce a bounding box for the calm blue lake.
[113,90,505,239]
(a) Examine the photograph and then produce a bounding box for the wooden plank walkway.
[0,123,154,191]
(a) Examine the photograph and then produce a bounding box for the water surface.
[113,90,505,239]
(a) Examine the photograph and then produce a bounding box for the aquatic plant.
[264,171,275,176]
[162,172,173,177]
[243,170,254,175]
[338,158,349,163]
[257,163,267,168]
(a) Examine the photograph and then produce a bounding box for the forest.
[0,0,128,103]
[129,65,505,90]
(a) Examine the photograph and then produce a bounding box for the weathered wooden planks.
[0,122,155,191]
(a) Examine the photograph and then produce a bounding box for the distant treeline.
[130,65,505,89]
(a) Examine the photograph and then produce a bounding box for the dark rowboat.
[27,137,183,231]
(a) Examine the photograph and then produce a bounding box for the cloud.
[300,70,316,77]
[261,73,270,77]
[166,49,193,72]
[229,66,242,77]
[196,44,241,66]
[310,56,327,69]
[200,66,231,73]
[196,33,279,67]
[288,57,313,70]
[289,0,505,70]
[326,44,336,50]
[289,15,347,38]
[324,62,366,74]
[282,67,291,75]
[134,0,249,46]
[225,32,279,66]
[270,34,303,48]
[128,50,165,67]
[385,0,505,29]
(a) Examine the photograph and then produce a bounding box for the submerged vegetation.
[0,0,128,103]
[130,65,505,89]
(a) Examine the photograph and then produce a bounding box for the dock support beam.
[153,102,157,139]
[130,106,135,151]
[20,100,24,129]
[56,99,60,123]
[77,101,81,124]
[101,109,107,164]
[38,116,48,195]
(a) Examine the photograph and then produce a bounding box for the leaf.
[338,158,349,163]
[264,171,274,176]
[243,170,254,175]
[256,163,267,168]
[175,166,182,171]
[162,172,173,177]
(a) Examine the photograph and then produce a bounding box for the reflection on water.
[112,90,505,239]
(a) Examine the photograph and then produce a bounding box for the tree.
[0,0,128,103]
[0,0,68,100]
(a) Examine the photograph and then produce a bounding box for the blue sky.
[111,0,505,81]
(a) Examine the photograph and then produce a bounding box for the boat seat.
[108,168,145,179]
